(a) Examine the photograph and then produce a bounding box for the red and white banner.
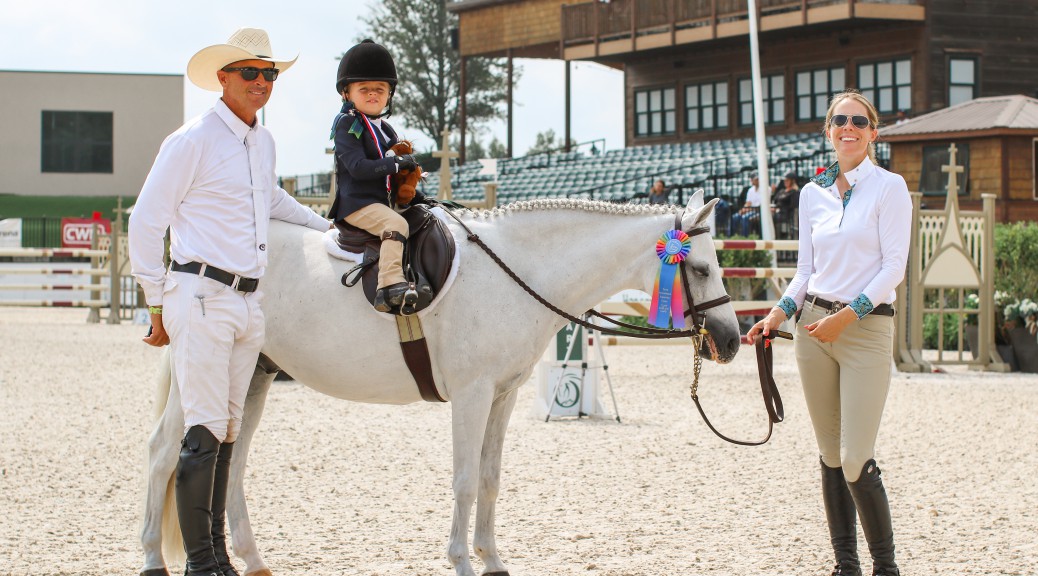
[61,217,111,248]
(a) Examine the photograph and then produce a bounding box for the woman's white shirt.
[782,157,912,308]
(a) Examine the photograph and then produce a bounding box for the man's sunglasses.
[830,114,872,129]
[221,67,280,82]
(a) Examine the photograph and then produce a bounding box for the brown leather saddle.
[338,204,456,315]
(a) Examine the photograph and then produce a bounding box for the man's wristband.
[148,306,163,315]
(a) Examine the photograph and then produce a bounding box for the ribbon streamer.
[648,230,691,328]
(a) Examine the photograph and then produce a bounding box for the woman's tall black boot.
[847,460,900,576]
[821,458,862,576]
[175,425,222,576]
[211,442,240,576]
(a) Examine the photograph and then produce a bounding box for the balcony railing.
[561,0,924,56]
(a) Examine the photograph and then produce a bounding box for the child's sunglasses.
[830,114,872,129]
[221,67,280,82]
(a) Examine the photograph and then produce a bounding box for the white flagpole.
[747,0,775,242]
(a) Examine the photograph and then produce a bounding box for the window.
[685,81,729,132]
[635,87,676,137]
[797,66,846,121]
[949,57,978,107]
[858,58,911,115]
[919,144,969,196]
[41,111,113,173]
[738,74,785,126]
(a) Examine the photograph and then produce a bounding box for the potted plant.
[993,222,1038,372]
[1002,298,1038,373]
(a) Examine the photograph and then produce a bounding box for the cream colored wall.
[0,70,183,197]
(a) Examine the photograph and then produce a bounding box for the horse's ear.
[687,189,705,210]
[682,189,718,231]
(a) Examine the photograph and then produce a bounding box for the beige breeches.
[795,300,895,482]
[345,203,408,289]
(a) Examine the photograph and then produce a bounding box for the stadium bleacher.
[418,133,889,210]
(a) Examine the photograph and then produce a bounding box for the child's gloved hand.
[395,154,419,171]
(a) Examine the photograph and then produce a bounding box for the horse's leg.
[473,386,520,576]
[140,350,184,576]
[448,383,496,576]
[225,362,278,576]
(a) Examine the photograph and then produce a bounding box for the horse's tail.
[152,348,185,566]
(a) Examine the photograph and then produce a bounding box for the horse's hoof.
[483,572,510,576]
[139,569,170,576]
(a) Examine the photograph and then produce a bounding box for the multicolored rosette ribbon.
[649,230,692,328]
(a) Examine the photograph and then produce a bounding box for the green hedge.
[993,221,1038,302]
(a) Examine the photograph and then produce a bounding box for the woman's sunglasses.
[221,67,280,82]
[830,114,872,129]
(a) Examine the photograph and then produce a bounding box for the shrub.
[716,246,773,302]
[994,222,1038,303]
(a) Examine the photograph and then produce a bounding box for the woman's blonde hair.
[823,89,880,163]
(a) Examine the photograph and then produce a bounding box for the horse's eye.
[691,262,710,278]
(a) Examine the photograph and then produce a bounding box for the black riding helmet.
[337,39,397,117]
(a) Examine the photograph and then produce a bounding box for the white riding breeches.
[162,270,265,443]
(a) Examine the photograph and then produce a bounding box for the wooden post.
[432,129,460,200]
[107,196,122,325]
[507,49,514,158]
[565,61,572,153]
[459,56,467,165]
[87,221,101,324]
[981,192,1010,371]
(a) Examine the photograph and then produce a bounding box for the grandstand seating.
[418,133,889,210]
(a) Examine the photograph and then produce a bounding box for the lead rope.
[690,331,790,446]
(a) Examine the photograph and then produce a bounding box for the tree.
[356,0,516,152]
[525,129,576,156]
[487,137,508,159]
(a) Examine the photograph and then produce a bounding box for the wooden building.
[881,95,1038,223]
[448,0,1038,153]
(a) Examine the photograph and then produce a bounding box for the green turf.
[0,194,131,220]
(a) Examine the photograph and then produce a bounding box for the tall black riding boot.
[821,458,862,576]
[175,425,222,576]
[847,460,899,576]
[211,442,240,576]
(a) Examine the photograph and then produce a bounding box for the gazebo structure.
[881,95,1038,223]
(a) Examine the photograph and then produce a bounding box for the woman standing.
[748,90,911,576]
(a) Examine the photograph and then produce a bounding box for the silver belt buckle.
[829,300,844,315]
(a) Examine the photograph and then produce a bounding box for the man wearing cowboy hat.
[129,27,329,576]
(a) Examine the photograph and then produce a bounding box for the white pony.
[140,193,741,576]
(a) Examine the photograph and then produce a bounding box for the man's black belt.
[171,261,259,293]
[807,294,894,317]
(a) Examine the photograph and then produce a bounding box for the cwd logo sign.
[61,218,111,248]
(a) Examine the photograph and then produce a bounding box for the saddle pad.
[322,206,461,319]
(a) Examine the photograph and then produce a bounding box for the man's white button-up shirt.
[129,98,328,306]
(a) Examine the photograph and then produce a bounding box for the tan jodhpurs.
[795,300,894,482]
[345,203,408,289]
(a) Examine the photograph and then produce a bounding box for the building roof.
[881,95,1038,141]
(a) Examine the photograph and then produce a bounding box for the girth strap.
[394,314,446,402]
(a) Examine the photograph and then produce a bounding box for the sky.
[0,0,625,176]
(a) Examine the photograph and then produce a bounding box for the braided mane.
[452,198,681,220]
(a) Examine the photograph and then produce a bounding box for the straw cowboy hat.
[187,27,297,91]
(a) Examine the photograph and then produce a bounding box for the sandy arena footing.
[0,308,1035,575]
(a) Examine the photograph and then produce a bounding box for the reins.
[433,200,783,445]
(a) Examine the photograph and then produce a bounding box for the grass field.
[0,195,129,220]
